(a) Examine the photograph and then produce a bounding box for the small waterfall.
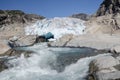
[0,44,110,80]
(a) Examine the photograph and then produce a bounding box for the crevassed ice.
[25,17,86,39]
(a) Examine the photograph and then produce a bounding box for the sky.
[0,0,103,18]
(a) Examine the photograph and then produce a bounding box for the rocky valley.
[0,0,120,80]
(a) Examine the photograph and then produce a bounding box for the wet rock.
[88,55,120,80]
[111,45,120,54]
[0,59,8,72]
[0,40,11,55]
[2,49,33,57]
[0,48,33,72]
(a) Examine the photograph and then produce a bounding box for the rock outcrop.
[85,0,120,34]
[85,0,120,79]
[50,34,120,50]
[8,35,36,47]
[70,13,90,21]
[0,10,45,25]
[88,55,120,80]
[85,14,120,34]
[95,0,120,16]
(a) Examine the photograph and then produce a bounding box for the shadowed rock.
[0,48,33,72]
[0,10,45,25]
[70,13,90,21]
[96,0,120,16]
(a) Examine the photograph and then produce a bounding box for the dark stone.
[35,32,54,43]
[0,59,8,72]
[35,36,47,43]
[8,41,20,48]
[96,0,120,16]
[0,15,7,22]
[70,13,90,21]
[88,61,98,80]
[1,49,33,57]
[114,64,120,70]
[0,10,45,25]
[0,48,33,72]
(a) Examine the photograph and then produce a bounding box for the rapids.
[0,43,110,80]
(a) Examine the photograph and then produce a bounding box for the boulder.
[8,35,36,47]
[49,34,74,47]
[111,45,120,54]
[0,49,33,72]
[88,55,120,80]
[0,40,11,55]
[0,58,8,72]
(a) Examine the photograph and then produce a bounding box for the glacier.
[25,17,86,39]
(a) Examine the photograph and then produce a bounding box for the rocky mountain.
[0,10,45,26]
[96,0,120,16]
[70,13,90,21]
[85,0,120,34]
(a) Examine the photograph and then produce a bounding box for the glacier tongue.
[25,17,86,39]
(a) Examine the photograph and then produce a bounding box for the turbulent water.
[0,43,110,80]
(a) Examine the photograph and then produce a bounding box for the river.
[0,43,110,80]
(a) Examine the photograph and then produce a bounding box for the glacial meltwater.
[0,43,110,80]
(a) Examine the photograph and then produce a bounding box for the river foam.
[0,44,110,80]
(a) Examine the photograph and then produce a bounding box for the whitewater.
[0,43,110,80]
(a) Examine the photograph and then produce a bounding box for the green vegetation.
[0,10,5,14]
[6,10,25,15]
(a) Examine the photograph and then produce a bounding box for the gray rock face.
[111,45,120,54]
[85,0,120,34]
[88,55,120,80]
[70,13,90,21]
[0,49,33,72]
[0,10,45,26]
[96,0,120,16]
